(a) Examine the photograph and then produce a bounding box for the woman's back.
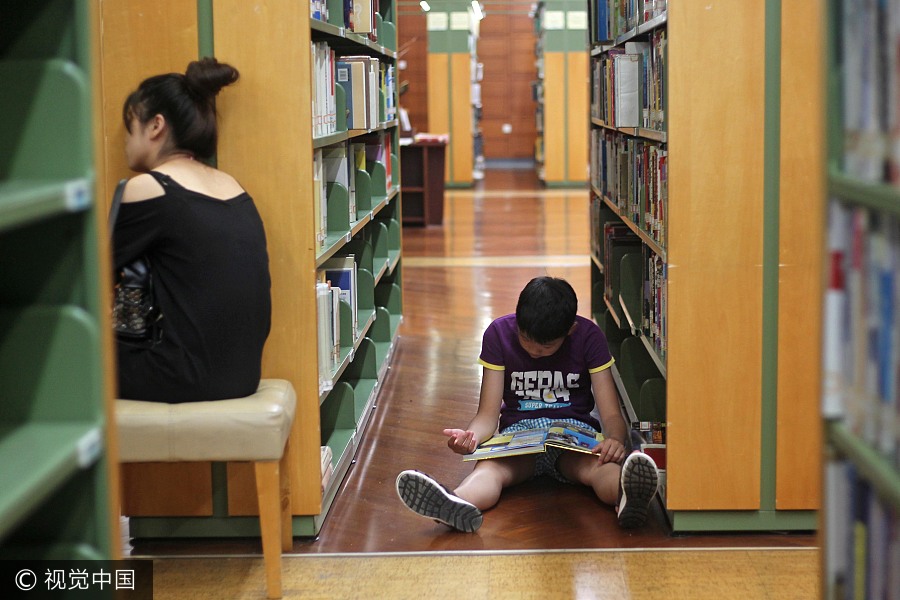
[114,171,271,402]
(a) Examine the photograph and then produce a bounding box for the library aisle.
[134,169,816,559]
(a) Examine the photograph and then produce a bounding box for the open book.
[463,421,605,462]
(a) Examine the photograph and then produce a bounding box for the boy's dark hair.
[122,57,239,161]
[515,276,578,344]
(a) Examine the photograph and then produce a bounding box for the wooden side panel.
[120,463,213,516]
[95,0,199,210]
[98,1,202,517]
[427,53,451,180]
[213,0,321,516]
[450,52,473,184]
[543,52,566,182]
[478,10,538,160]
[776,0,824,510]
[566,51,588,182]
[666,2,766,510]
[398,13,429,134]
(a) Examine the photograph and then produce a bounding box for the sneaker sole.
[618,453,659,529]
[396,470,483,533]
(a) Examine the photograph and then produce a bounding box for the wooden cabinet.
[401,140,447,226]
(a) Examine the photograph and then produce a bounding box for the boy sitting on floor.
[396,276,659,532]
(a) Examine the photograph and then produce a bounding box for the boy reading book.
[396,276,659,532]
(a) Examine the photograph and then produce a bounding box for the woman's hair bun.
[184,57,240,99]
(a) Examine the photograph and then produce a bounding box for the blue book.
[595,0,609,43]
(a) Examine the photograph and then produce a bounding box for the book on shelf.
[322,254,358,339]
[316,281,336,392]
[350,142,367,200]
[323,145,357,223]
[350,0,373,36]
[336,59,368,130]
[341,56,380,129]
[320,445,334,493]
[462,421,606,462]
[365,131,392,191]
[313,149,327,248]
[612,47,642,127]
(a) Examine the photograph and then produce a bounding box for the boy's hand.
[443,428,478,454]
[591,437,626,465]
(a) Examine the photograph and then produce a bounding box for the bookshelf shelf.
[827,422,900,511]
[828,168,900,216]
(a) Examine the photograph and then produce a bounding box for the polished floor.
[136,168,820,598]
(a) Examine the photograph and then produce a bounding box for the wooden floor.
[134,168,820,597]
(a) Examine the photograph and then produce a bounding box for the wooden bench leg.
[255,461,282,599]
[279,438,292,552]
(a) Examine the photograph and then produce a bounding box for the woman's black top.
[113,171,271,403]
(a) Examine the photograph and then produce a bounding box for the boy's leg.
[557,451,621,505]
[454,454,537,510]
[396,470,484,532]
[559,451,659,528]
[396,455,535,533]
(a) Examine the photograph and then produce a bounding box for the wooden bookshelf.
[98,0,403,538]
[426,0,476,187]
[534,0,589,186]
[587,0,822,531]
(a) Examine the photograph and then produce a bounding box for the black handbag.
[109,179,163,343]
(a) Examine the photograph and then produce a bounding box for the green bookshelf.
[0,0,113,559]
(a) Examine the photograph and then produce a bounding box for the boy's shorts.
[500,417,598,484]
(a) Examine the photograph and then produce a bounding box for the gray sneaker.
[617,452,659,529]
[396,470,483,533]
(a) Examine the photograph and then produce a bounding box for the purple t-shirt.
[478,314,614,431]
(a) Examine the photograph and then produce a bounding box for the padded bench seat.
[117,379,296,599]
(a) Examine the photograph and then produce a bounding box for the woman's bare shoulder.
[122,173,165,203]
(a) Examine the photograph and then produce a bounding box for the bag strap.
[108,178,128,240]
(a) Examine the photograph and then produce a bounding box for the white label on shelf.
[65,179,90,211]
[450,11,469,31]
[567,11,588,30]
[77,427,102,468]
[544,11,565,30]
[427,12,449,31]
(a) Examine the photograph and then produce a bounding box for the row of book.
[311,0,380,43]
[313,133,394,249]
[643,248,666,363]
[317,255,359,395]
[824,199,900,468]
[591,28,666,131]
[839,0,900,185]
[592,201,667,363]
[590,128,667,248]
[593,0,667,44]
[824,457,900,600]
[312,42,397,138]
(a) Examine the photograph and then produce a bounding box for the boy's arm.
[590,368,629,463]
[444,367,505,453]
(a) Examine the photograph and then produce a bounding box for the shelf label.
[65,179,91,212]
[544,11,565,30]
[450,11,469,31]
[567,11,588,30]
[77,427,102,468]
[427,12,448,31]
